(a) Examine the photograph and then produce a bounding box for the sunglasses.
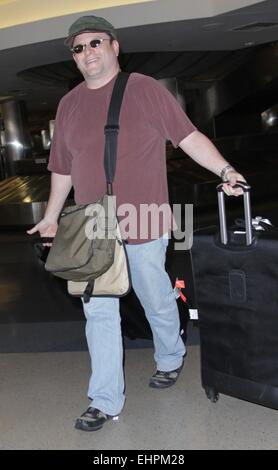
[70,38,111,54]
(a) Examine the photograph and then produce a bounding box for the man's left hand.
[222,170,247,196]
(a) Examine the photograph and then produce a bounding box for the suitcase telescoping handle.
[217,181,252,246]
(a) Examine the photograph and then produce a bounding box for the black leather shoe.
[75,407,112,432]
[149,362,184,389]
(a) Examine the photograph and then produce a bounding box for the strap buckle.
[104,124,119,133]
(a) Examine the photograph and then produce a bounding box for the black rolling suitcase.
[191,182,278,409]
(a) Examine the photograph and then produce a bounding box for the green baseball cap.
[64,15,117,47]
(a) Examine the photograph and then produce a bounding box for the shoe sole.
[149,380,178,389]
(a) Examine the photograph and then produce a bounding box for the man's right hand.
[27,219,58,246]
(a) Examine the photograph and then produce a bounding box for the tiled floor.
[1,345,278,450]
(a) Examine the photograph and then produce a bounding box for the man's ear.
[112,40,120,57]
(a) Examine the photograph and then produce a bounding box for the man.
[27,15,245,432]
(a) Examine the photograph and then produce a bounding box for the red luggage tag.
[174,279,187,303]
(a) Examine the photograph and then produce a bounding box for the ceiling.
[0,0,278,115]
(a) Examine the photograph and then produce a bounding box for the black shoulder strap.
[104,72,130,195]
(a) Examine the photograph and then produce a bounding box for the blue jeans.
[82,236,186,416]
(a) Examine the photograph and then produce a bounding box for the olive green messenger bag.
[45,72,131,302]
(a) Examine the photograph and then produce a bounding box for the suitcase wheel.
[205,387,219,403]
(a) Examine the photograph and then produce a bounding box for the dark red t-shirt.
[48,73,196,242]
